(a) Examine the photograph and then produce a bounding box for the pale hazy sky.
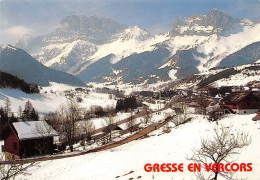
[0,0,260,44]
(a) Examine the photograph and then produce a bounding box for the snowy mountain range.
[15,9,260,84]
[0,45,85,87]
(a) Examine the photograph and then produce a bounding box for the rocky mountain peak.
[53,15,128,44]
[205,8,235,29]
[59,15,121,31]
[170,9,237,36]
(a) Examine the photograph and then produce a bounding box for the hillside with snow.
[87,26,166,65]
[0,45,85,87]
[175,63,260,89]
[0,82,115,117]
[15,113,260,180]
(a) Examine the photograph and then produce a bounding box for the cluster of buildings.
[64,88,90,99]
[1,81,259,161]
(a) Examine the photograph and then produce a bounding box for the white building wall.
[0,140,4,153]
[236,109,259,114]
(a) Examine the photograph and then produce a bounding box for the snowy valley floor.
[16,113,260,180]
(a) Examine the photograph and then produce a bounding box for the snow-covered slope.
[16,114,260,180]
[218,41,260,68]
[176,63,260,89]
[0,88,67,116]
[88,26,167,65]
[211,65,260,87]
[37,40,97,74]
[196,23,260,71]
[0,82,116,116]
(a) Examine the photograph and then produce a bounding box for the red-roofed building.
[221,92,260,114]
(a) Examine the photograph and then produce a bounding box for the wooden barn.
[221,92,260,114]
[4,121,58,160]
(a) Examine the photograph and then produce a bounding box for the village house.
[3,121,58,160]
[247,81,260,88]
[231,86,244,92]
[221,92,260,114]
[162,108,176,118]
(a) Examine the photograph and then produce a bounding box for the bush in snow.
[188,125,251,180]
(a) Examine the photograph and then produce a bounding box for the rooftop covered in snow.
[12,121,58,140]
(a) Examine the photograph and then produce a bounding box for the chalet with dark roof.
[221,92,260,114]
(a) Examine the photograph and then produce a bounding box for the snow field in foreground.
[16,113,260,180]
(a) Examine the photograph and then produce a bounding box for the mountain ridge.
[15,9,260,84]
[0,45,86,87]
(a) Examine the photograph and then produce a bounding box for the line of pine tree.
[0,98,39,139]
[116,95,138,112]
[0,71,39,94]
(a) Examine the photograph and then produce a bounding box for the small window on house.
[244,111,246,114]
[13,142,17,150]
[1,145,5,152]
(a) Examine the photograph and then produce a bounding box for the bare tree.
[109,94,113,100]
[4,97,11,119]
[103,114,117,143]
[143,106,152,124]
[44,111,61,132]
[172,115,184,127]
[127,110,136,133]
[188,125,251,180]
[0,154,35,180]
[163,121,171,132]
[34,121,55,137]
[58,100,81,152]
[172,102,187,126]
[208,105,223,122]
[18,106,23,120]
[33,121,57,155]
[81,120,95,142]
